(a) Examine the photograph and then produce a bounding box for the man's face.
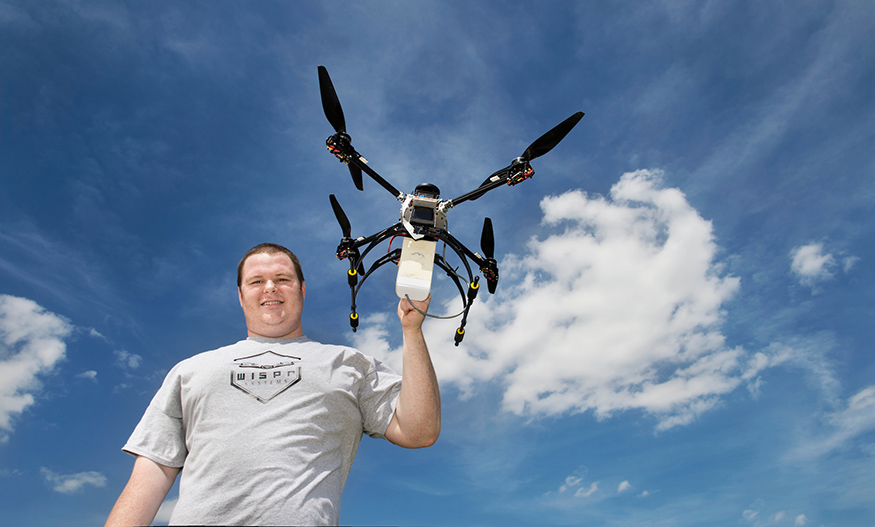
[238,252,306,339]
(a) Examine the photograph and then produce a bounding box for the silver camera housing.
[400,195,447,239]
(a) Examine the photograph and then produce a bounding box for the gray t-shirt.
[123,336,401,526]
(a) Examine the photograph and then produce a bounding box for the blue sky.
[1,1,874,526]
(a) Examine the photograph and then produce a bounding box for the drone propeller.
[319,66,364,191]
[480,217,499,294]
[347,163,364,191]
[480,217,494,259]
[329,194,351,238]
[329,194,366,281]
[521,111,585,162]
[318,66,346,134]
[453,111,585,205]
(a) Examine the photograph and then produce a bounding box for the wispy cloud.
[687,1,870,200]
[742,500,812,527]
[88,328,108,341]
[789,384,875,460]
[574,481,599,498]
[841,256,860,273]
[0,468,24,478]
[0,295,72,442]
[559,476,582,493]
[358,170,774,430]
[555,473,598,498]
[40,467,106,494]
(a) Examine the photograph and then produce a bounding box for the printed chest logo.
[230,350,302,403]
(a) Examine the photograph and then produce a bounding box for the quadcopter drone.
[318,65,583,345]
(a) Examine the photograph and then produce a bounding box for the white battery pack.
[396,237,436,301]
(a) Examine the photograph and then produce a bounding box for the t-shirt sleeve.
[358,357,402,439]
[122,365,188,468]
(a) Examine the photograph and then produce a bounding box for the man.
[106,243,440,526]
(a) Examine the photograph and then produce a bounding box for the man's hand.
[398,294,431,329]
[385,294,440,448]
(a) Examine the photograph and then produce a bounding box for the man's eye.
[250,280,262,285]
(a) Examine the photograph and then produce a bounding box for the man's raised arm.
[105,456,180,527]
[384,295,441,448]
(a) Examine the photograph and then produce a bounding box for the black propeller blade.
[318,66,346,134]
[521,111,584,162]
[481,217,494,259]
[320,66,366,191]
[348,164,363,191]
[480,217,499,294]
[329,194,351,238]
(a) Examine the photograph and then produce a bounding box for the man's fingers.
[399,295,431,328]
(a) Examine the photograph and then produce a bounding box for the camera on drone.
[401,183,446,238]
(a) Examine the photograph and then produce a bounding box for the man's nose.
[263,280,277,291]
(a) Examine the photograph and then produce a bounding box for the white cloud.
[832,385,875,433]
[741,499,769,523]
[772,511,786,522]
[357,170,764,430]
[40,467,106,493]
[789,243,836,287]
[0,295,72,441]
[574,481,598,498]
[618,480,631,493]
[155,496,178,523]
[88,328,108,341]
[794,513,807,526]
[842,255,860,273]
[790,384,875,459]
[555,473,598,498]
[75,370,98,381]
[114,349,142,370]
[559,475,582,493]
[351,313,393,362]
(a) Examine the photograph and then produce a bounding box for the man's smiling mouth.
[262,300,283,306]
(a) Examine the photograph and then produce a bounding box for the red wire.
[388,233,406,262]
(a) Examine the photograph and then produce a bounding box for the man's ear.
[301,281,306,301]
[238,287,244,308]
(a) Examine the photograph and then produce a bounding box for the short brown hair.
[237,243,304,287]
